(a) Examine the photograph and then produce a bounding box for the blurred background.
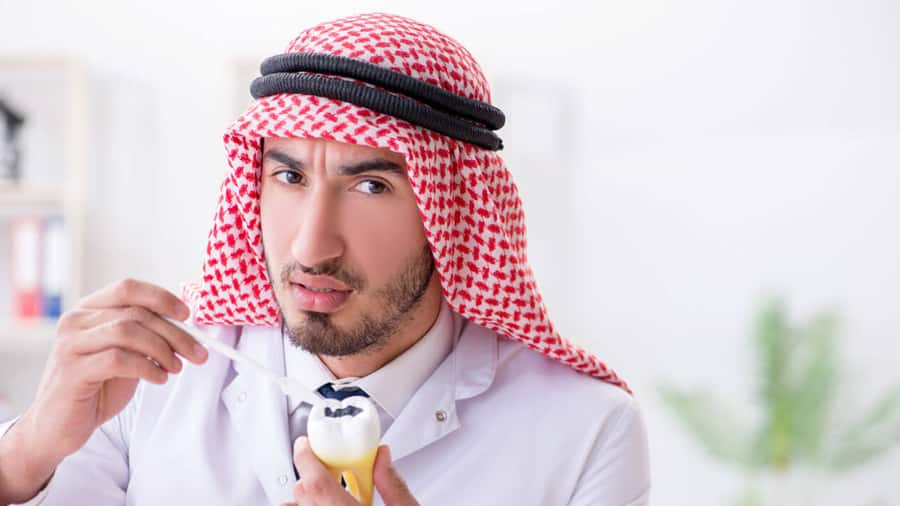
[1,0,898,504]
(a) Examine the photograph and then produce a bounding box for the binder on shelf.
[41,216,65,318]
[11,216,43,319]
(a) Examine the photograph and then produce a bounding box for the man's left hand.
[281,436,420,506]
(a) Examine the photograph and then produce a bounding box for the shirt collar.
[283,297,460,419]
[283,335,336,414]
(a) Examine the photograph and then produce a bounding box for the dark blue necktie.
[317,382,370,400]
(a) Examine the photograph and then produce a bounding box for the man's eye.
[274,171,304,185]
[355,180,388,195]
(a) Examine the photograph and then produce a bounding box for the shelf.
[0,185,64,216]
[0,318,57,353]
[0,56,86,413]
[0,186,63,200]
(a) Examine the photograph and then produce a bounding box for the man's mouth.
[291,283,353,313]
[298,284,342,294]
[291,274,354,292]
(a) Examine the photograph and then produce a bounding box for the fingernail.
[294,436,307,453]
[194,343,208,360]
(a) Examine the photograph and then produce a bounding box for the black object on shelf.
[0,96,26,184]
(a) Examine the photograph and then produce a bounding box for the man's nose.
[289,188,344,267]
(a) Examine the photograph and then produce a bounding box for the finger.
[293,436,345,501]
[374,445,418,506]
[77,278,190,321]
[80,348,169,385]
[293,436,331,481]
[67,306,207,365]
[67,319,184,373]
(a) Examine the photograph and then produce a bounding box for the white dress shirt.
[1,297,650,505]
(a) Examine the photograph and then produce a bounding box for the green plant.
[658,298,900,503]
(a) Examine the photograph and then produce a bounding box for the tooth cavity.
[324,405,363,418]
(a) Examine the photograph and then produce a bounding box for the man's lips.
[286,273,356,313]
[291,283,352,313]
[291,274,353,291]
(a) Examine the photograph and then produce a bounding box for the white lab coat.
[2,316,650,505]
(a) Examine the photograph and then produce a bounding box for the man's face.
[259,137,436,356]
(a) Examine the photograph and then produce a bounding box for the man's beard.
[268,244,435,356]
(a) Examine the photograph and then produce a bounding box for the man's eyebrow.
[337,159,406,177]
[262,149,303,170]
[262,149,405,177]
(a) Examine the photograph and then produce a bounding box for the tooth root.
[324,448,377,506]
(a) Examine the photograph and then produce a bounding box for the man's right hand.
[0,278,208,504]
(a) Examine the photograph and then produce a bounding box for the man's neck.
[318,275,443,378]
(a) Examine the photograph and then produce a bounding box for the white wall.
[2,0,898,503]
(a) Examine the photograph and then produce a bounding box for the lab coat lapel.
[382,319,498,461]
[221,325,295,505]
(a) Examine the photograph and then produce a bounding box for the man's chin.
[284,312,348,342]
[294,304,352,328]
[285,331,377,357]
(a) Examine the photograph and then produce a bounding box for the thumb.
[373,445,418,506]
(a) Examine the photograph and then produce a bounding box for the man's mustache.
[280,260,365,291]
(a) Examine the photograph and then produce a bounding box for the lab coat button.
[237,392,248,403]
[278,475,289,485]
[435,409,447,422]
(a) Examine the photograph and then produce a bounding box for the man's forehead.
[262,136,405,165]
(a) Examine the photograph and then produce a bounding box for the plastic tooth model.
[308,395,381,505]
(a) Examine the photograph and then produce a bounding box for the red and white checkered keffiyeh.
[181,13,630,393]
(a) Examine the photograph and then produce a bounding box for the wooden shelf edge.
[0,185,64,206]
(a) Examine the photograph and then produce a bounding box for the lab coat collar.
[380,315,499,461]
[221,324,295,505]
[355,296,457,419]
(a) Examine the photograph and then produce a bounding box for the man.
[0,13,649,505]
